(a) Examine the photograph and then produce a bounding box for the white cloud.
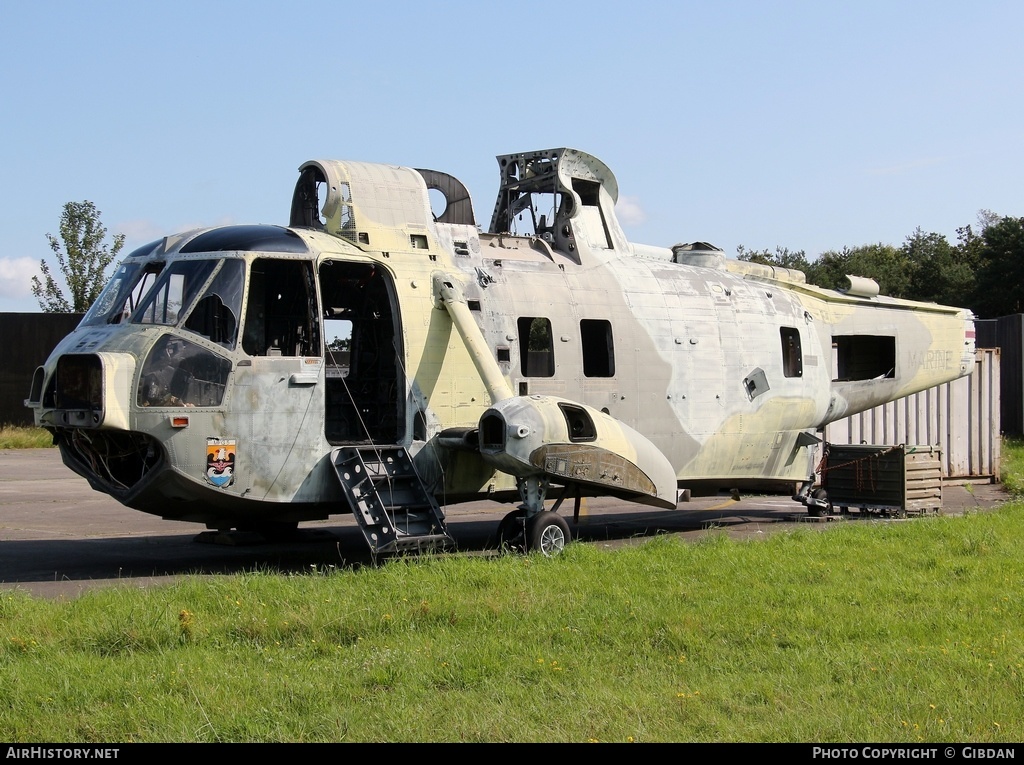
[115,219,168,244]
[0,257,40,299]
[615,195,647,226]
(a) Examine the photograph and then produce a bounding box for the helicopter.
[26,148,976,555]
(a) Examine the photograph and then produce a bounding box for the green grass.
[3,511,1024,742]
[1,438,1022,742]
[1000,436,1024,498]
[0,425,54,449]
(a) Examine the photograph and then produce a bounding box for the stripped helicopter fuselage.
[27,148,975,553]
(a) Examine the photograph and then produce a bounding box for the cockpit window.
[131,260,218,327]
[80,261,165,327]
[182,260,244,349]
[137,334,231,408]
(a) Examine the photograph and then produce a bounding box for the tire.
[526,511,570,556]
[808,488,832,518]
[497,509,527,552]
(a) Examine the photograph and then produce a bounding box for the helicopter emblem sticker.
[205,438,236,488]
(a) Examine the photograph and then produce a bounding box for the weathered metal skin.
[26,147,975,530]
[478,394,678,508]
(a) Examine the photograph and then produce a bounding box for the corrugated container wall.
[824,349,1000,482]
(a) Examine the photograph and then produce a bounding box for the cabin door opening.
[320,261,403,445]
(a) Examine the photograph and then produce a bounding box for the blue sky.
[1,0,1021,311]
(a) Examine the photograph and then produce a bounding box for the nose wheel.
[497,508,527,552]
[496,508,571,556]
[527,511,570,556]
[808,488,832,517]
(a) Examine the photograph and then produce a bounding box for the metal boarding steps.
[332,446,453,555]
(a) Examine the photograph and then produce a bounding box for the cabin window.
[241,259,319,357]
[780,327,802,378]
[581,319,615,377]
[832,335,896,381]
[518,317,554,377]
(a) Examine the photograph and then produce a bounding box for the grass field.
[0,438,1022,742]
[0,425,54,449]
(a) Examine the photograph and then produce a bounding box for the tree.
[955,211,998,314]
[901,228,974,307]
[736,245,813,273]
[832,243,912,297]
[736,244,911,294]
[31,201,125,312]
[737,209,1017,316]
[971,215,1024,318]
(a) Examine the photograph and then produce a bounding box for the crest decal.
[205,438,236,488]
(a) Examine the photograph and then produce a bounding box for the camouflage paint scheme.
[26,148,975,534]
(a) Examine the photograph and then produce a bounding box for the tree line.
[737,211,1024,319]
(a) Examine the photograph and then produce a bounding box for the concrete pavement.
[0,448,1009,599]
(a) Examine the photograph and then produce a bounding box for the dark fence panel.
[976,315,1023,435]
[0,313,83,426]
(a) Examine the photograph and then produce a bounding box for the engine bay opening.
[58,428,163,495]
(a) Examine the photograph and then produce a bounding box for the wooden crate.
[821,444,942,517]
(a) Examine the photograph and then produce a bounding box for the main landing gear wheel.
[808,488,832,518]
[526,511,570,557]
[497,508,527,552]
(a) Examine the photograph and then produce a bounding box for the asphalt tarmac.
[0,448,1009,599]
